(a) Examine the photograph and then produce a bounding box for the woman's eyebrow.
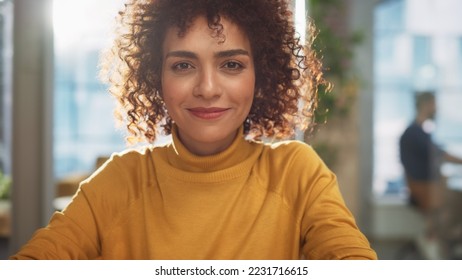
[165,50,197,59]
[215,49,250,58]
[165,49,250,59]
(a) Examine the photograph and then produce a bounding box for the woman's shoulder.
[74,145,169,216]
[251,140,337,212]
[254,139,329,178]
[80,144,168,191]
[97,143,168,169]
[260,139,319,161]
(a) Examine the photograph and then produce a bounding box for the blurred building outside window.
[373,0,462,200]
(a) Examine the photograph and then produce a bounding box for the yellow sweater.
[12,127,377,260]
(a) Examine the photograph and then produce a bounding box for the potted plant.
[0,171,11,237]
[0,171,11,208]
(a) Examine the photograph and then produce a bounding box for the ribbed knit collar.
[166,124,257,173]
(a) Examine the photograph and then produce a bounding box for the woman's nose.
[193,68,222,99]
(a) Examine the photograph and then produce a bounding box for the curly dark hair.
[101,0,328,143]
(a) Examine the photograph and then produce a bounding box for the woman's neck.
[176,129,239,156]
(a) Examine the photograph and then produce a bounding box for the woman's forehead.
[163,16,251,52]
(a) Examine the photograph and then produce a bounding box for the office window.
[373,0,462,198]
[0,0,12,177]
[53,0,126,178]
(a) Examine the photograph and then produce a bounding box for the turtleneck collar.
[166,124,256,172]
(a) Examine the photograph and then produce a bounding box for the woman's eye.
[223,61,243,70]
[172,62,193,71]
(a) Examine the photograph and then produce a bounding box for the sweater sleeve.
[291,144,377,260]
[10,151,139,260]
[9,188,101,260]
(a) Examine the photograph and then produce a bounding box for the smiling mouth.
[187,107,230,120]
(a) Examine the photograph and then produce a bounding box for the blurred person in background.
[400,91,462,257]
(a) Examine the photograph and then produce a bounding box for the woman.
[11,0,377,259]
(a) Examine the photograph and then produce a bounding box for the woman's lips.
[187,107,230,120]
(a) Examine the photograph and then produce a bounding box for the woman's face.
[161,16,255,156]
